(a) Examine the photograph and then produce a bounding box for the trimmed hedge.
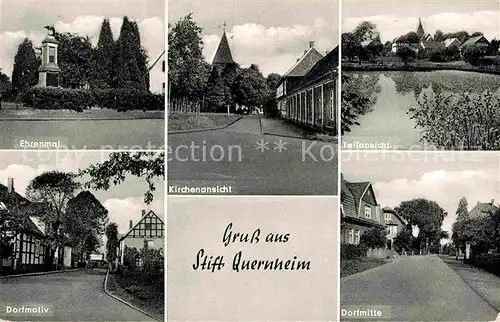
[341,244,367,260]
[473,252,500,277]
[20,86,164,112]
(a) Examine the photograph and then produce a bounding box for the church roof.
[416,18,425,37]
[212,31,235,65]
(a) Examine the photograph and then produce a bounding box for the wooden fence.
[168,97,202,114]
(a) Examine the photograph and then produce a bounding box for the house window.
[348,229,354,244]
[364,206,371,219]
[35,240,40,257]
[385,213,391,221]
[355,230,360,245]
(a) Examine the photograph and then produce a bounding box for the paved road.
[341,255,499,321]
[0,119,164,149]
[168,116,338,195]
[0,269,154,321]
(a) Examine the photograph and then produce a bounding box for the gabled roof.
[420,41,445,50]
[212,31,235,65]
[0,183,46,237]
[469,201,498,219]
[282,46,323,78]
[382,206,396,213]
[341,179,372,215]
[119,210,164,242]
[461,36,489,48]
[383,206,408,226]
[290,46,338,94]
[444,38,460,47]
[149,49,165,72]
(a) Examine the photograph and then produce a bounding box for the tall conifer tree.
[95,19,115,88]
[11,38,39,96]
[115,16,146,90]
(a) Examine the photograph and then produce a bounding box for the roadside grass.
[0,103,164,119]
[341,257,387,278]
[168,113,241,132]
[107,272,164,321]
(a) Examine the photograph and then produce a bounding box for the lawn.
[168,113,241,132]
[341,257,387,278]
[107,271,164,321]
[0,102,164,119]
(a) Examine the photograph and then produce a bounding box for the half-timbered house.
[0,178,72,274]
[118,209,164,265]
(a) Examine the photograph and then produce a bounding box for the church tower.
[212,22,235,69]
[37,26,61,87]
[416,18,425,39]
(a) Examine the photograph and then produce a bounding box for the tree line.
[6,16,150,100]
[342,20,500,64]
[168,14,280,115]
[451,197,500,259]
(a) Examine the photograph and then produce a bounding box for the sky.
[0,151,165,238]
[1,0,165,93]
[169,0,339,77]
[341,152,500,234]
[342,0,500,43]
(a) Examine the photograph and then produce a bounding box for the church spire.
[212,24,235,66]
[416,18,425,39]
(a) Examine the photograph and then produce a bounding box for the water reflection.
[342,70,500,150]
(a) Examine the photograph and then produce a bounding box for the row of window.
[15,233,47,265]
[363,206,393,221]
[285,81,336,124]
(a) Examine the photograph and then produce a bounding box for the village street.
[0,119,164,149]
[341,255,499,321]
[0,269,154,321]
[167,115,338,195]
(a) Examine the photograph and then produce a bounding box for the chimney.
[7,177,14,193]
[142,209,146,217]
[325,50,330,54]
[309,41,315,48]
[129,220,133,229]
[492,199,495,205]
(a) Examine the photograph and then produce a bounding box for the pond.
[341,70,500,150]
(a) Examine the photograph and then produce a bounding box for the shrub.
[463,45,488,66]
[140,248,164,281]
[408,90,500,150]
[341,244,367,260]
[93,88,164,111]
[429,51,445,62]
[20,86,164,112]
[473,252,500,276]
[396,47,416,63]
[360,227,387,249]
[123,246,140,270]
[21,87,94,112]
